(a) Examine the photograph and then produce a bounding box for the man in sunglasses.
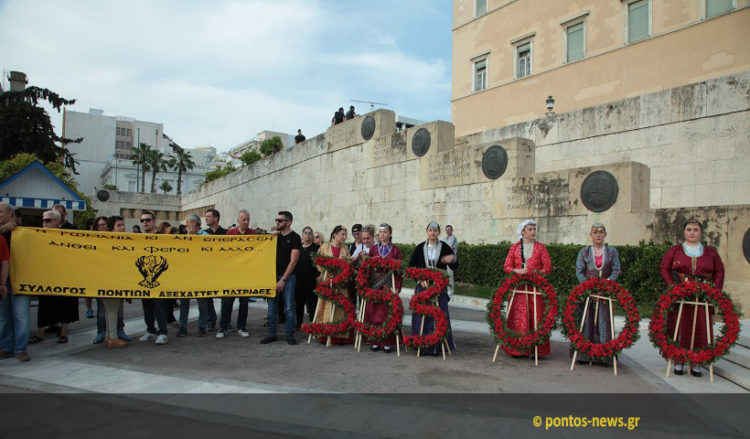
[137,211,170,345]
[261,211,300,345]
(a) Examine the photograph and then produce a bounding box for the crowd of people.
[0,201,726,378]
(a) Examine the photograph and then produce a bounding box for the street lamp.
[545,95,555,116]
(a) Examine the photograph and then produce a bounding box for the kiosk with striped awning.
[0,160,86,211]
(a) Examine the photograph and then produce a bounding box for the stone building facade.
[164,72,749,309]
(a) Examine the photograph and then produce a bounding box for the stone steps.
[710,323,750,390]
[710,360,750,391]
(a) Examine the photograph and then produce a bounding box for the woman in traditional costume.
[659,219,725,377]
[312,225,354,344]
[364,223,403,353]
[573,222,621,365]
[502,219,552,358]
[408,221,458,355]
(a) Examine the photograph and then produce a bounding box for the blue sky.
[0,0,453,152]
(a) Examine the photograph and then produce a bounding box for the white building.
[63,109,216,195]
[228,130,294,159]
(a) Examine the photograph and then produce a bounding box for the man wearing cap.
[348,224,363,256]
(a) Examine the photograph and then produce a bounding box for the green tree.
[0,85,82,173]
[131,143,151,193]
[168,146,196,194]
[159,180,173,194]
[147,149,169,193]
[259,136,283,156]
[239,149,262,166]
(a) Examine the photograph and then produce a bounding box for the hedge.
[394,241,671,309]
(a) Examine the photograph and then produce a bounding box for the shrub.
[240,150,262,166]
[393,241,672,309]
[259,136,283,156]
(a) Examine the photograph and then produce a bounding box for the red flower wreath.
[301,255,356,337]
[487,272,558,350]
[562,278,640,362]
[649,281,741,365]
[402,268,450,349]
[354,257,405,342]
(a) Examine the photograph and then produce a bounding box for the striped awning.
[0,197,86,211]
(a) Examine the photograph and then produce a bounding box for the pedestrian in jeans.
[0,203,31,362]
[178,214,212,337]
[137,211,170,345]
[261,211,300,345]
[217,210,255,339]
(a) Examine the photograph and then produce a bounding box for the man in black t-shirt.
[202,208,225,331]
[261,211,300,345]
[331,107,345,126]
[345,105,358,120]
[53,204,77,230]
[294,129,306,144]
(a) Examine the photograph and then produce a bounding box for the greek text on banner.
[10,227,277,299]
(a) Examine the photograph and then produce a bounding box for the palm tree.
[147,149,169,193]
[169,147,196,194]
[131,143,152,193]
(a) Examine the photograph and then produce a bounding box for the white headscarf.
[517,219,536,240]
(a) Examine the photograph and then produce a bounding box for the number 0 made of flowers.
[649,281,740,366]
[402,267,450,350]
[488,272,558,352]
[354,257,405,342]
[562,278,640,365]
[302,255,356,337]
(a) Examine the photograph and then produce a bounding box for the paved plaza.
[0,294,748,438]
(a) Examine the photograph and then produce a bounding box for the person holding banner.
[137,211,171,345]
[29,210,79,345]
[218,210,255,339]
[573,223,621,365]
[0,203,31,361]
[502,219,552,358]
[365,223,403,353]
[408,222,458,355]
[312,225,353,344]
[176,214,212,338]
[659,219,725,377]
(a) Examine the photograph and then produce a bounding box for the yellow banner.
[10,227,277,299]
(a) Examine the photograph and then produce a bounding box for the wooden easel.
[569,293,619,376]
[492,284,542,366]
[415,280,451,361]
[665,295,714,382]
[307,271,328,345]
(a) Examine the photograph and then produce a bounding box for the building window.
[516,42,532,78]
[475,0,487,17]
[626,0,650,44]
[473,58,487,92]
[706,0,735,18]
[566,22,585,63]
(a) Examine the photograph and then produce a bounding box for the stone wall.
[174,72,749,309]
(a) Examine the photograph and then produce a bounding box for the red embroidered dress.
[502,241,553,356]
[659,244,725,356]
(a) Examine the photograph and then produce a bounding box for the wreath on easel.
[487,272,558,351]
[649,281,741,366]
[562,278,640,362]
